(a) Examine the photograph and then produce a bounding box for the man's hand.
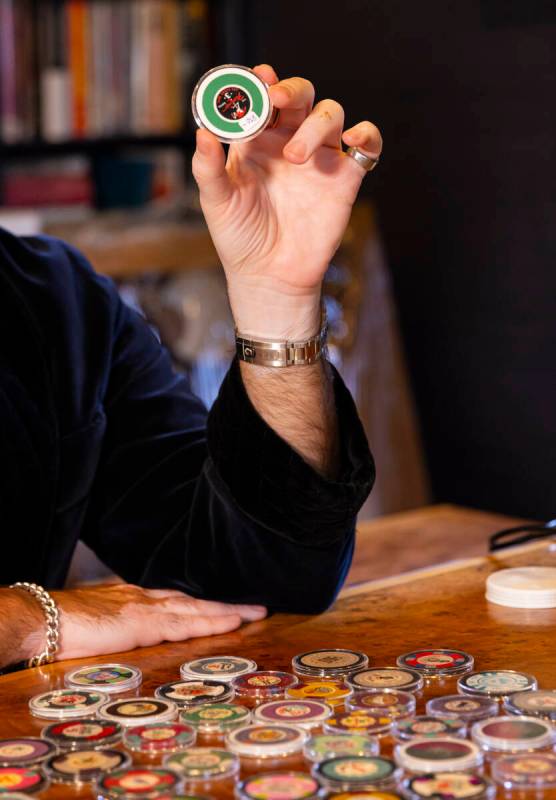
[0,585,266,668]
[192,64,382,341]
[51,585,266,661]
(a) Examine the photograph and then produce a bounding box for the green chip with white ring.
[192,64,273,143]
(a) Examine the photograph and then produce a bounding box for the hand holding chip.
[192,64,382,341]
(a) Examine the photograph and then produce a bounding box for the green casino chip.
[192,65,273,143]
[180,703,250,733]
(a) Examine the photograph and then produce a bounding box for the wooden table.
[349,504,528,585]
[1,506,554,798]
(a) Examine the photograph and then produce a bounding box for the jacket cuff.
[207,358,374,546]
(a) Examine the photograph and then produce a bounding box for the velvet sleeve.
[81,284,375,614]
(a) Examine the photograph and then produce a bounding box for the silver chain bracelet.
[10,582,60,667]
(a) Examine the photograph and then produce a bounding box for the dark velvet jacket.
[0,227,374,613]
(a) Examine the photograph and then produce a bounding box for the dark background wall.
[249,0,556,520]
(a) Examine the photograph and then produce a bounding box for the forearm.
[230,278,339,478]
[0,588,44,670]
[239,358,339,478]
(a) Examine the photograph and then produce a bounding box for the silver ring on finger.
[346,146,380,172]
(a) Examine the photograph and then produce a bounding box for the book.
[67,0,89,137]
[0,0,19,142]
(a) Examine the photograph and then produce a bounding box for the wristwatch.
[236,307,328,368]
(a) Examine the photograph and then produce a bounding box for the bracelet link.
[10,582,60,668]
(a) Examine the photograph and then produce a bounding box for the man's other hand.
[50,584,267,661]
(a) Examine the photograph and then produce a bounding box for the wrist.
[228,277,322,341]
[1,588,46,668]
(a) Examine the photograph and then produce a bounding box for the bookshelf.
[0,0,251,213]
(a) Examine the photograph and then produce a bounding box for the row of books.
[0,0,209,144]
[0,148,186,216]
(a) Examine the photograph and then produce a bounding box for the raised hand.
[192,63,382,341]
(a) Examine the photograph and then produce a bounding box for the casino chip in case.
[180,655,257,683]
[0,767,48,795]
[504,688,556,720]
[458,669,537,698]
[304,734,379,763]
[232,671,298,704]
[123,722,196,755]
[41,718,123,751]
[192,65,274,144]
[96,766,183,799]
[286,681,353,707]
[471,715,555,753]
[426,694,498,722]
[403,772,496,800]
[98,697,178,727]
[394,737,483,774]
[292,649,368,681]
[254,699,332,730]
[0,738,55,767]
[347,666,424,693]
[347,688,416,717]
[312,755,400,792]
[237,772,322,800]
[65,663,142,694]
[393,715,466,742]
[492,752,556,790]
[29,688,108,720]
[397,649,473,677]
[164,747,239,781]
[180,703,251,734]
[226,724,307,759]
[155,679,233,707]
[324,709,394,736]
[43,748,130,784]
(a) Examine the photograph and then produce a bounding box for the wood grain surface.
[0,507,554,798]
[349,503,529,585]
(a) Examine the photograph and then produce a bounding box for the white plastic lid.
[226,724,307,758]
[486,567,556,608]
[394,737,483,773]
[471,715,555,752]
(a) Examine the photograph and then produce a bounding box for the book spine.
[67,0,89,137]
[39,0,71,141]
[112,0,132,133]
[162,0,183,132]
[0,0,20,142]
[130,1,148,133]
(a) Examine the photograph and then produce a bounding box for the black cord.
[489,519,556,552]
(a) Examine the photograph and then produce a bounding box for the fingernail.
[285,142,306,160]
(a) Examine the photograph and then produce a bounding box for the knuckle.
[164,613,190,635]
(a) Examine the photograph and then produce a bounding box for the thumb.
[192,128,233,206]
